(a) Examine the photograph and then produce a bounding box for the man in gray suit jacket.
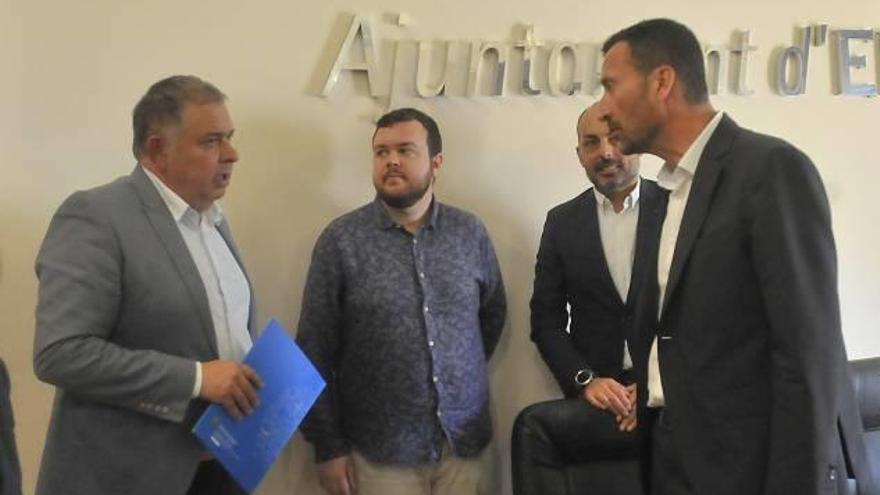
[34,75,262,495]
[0,359,22,495]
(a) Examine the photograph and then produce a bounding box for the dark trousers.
[647,408,694,495]
[511,398,642,495]
[187,460,247,495]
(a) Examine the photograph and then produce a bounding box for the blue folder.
[193,319,326,493]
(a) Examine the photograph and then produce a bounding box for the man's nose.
[600,139,616,159]
[221,139,239,163]
[385,151,401,167]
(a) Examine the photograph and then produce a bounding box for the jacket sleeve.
[750,145,846,494]
[33,191,196,423]
[530,211,590,397]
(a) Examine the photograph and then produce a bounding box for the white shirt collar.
[657,111,724,190]
[142,165,224,226]
[593,177,641,212]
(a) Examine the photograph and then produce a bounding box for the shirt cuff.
[191,362,203,398]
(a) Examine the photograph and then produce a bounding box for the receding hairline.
[576,103,601,135]
[131,75,227,159]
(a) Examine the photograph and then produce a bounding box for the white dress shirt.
[647,111,724,407]
[593,178,641,370]
[144,167,252,398]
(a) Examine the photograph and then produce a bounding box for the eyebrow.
[203,130,234,139]
[374,141,419,149]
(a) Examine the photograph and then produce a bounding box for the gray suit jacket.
[33,166,255,495]
[0,359,22,495]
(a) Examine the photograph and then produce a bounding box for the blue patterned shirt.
[296,198,506,465]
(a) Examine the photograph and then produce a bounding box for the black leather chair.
[512,357,880,495]
[851,357,880,486]
[511,397,643,495]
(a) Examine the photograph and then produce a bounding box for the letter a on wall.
[321,15,382,97]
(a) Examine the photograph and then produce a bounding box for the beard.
[376,170,433,209]
[608,120,659,156]
[590,158,636,197]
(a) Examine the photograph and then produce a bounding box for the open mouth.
[216,172,232,185]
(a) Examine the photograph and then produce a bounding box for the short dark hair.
[602,18,708,104]
[374,108,442,158]
[131,75,226,159]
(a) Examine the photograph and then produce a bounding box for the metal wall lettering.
[416,41,455,97]
[317,14,880,100]
[731,30,756,95]
[468,43,507,96]
[775,25,812,96]
[547,43,582,96]
[321,15,382,97]
[705,45,725,95]
[834,29,878,96]
[516,26,543,96]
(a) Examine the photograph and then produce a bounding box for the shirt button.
[428,340,435,347]
[419,272,425,278]
[424,306,429,313]
[436,411,442,418]
[413,239,418,245]
[433,376,439,383]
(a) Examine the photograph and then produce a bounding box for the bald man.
[513,105,667,495]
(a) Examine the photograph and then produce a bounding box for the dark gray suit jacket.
[33,166,255,495]
[633,115,877,495]
[0,359,22,495]
[530,180,666,397]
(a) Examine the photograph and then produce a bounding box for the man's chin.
[379,192,421,209]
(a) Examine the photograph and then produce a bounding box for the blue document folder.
[193,319,325,493]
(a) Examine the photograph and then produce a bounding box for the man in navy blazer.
[598,18,877,495]
[34,76,262,495]
[515,104,666,493]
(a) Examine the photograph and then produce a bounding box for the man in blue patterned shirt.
[296,108,507,495]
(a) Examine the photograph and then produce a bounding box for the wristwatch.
[574,369,595,387]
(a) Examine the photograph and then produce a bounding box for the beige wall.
[3,0,879,493]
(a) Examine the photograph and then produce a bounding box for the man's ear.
[652,65,677,102]
[430,152,443,178]
[141,133,167,171]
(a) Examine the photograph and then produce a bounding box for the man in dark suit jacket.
[513,104,666,494]
[0,359,22,495]
[34,76,262,495]
[597,18,877,495]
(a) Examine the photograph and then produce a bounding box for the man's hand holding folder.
[200,361,264,420]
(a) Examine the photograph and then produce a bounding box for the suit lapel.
[661,115,739,319]
[627,180,667,308]
[580,190,626,308]
[129,166,219,355]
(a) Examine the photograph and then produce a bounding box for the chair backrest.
[512,359,880,495]
[849,357,880,483]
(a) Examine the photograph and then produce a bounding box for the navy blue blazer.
[530,179,666,397]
